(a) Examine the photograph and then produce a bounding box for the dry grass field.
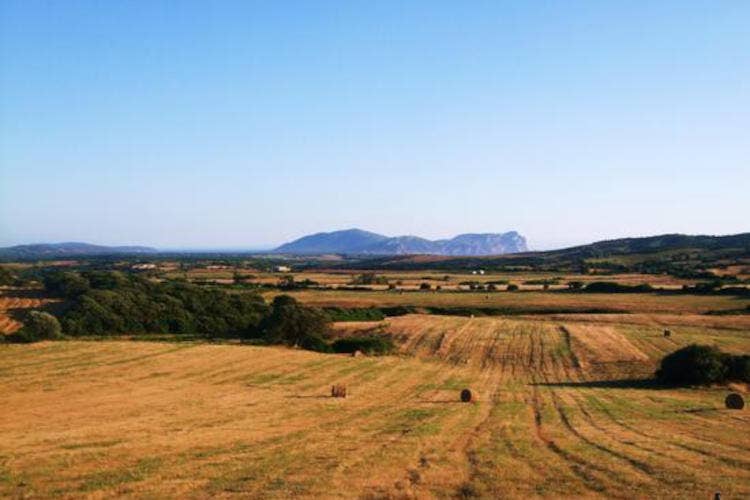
[1,313,748,498]
[168,269,697,291]
[0,293,53,334]
[269,288,750,315]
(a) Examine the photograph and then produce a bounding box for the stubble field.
[1,312,748,498]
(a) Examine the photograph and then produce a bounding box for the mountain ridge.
[274,229,528,256]
[0,242,158,260]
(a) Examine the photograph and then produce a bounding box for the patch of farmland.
[276,288,749,315]
[1,315,749,498]
[0,293,52,334]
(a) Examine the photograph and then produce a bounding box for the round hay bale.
[460,388,473,403]
[725,393,745,410]
[352,350,363,358]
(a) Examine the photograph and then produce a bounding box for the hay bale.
[663,329,672,337]
[725,393,745,410]
[331,384,347,398]
[352,350,363,358]
[460,388,473,403]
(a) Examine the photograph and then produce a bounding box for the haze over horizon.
[2,2,748,250]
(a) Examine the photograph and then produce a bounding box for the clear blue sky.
[1,1,748,250]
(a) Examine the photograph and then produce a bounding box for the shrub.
[583,281,653,293]
[506,284,519,292]
[260,295,330,347]
[727,354,750,383]
[16,311,62,342]
[656,344,729,385]
[53,272,267,338]
[0,267,15,286]
[331,335,395,355]
[43,271,90,298]
[419,283,431,290]
[299,334,332,353]
[567,281,584,290]
[324,307,386,322]
[350,273,388,285]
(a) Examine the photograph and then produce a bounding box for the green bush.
[324,307,386,322]
[655,344,750,385]
[49,272,267,338]
[331,335,395,355]
[44,271,90,297]
[506,284,519,291]
[16,311,62,342]
[260,295,330,347]
[0,267,15,286]
[727,354,750,383]
[299,334,332,353]
[350,273,388,285]
[583,282,653,293]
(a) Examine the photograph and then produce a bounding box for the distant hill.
[334,232,750,272]
[274,229,529,256]
[0,242,158,260]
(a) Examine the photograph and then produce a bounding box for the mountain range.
[0,242,157,260]
[273,229,529,256]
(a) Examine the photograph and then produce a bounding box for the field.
[268,288,750,316]
[2,312,749,498]
[169,269,697,291]
[0,294,53,334]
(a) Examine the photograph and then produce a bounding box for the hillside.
[332,232,750,273]
[0,242,158,260]
[274,229,529,256]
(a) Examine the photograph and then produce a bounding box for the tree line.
[10,271,393,354]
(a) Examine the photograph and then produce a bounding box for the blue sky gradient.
[1,1,748,250]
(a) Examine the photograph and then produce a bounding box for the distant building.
[274,265,292,273]
[131,263,157,270]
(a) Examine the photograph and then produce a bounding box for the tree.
[43,272,90,297]
[260,295,330,349]
[656,344,729,385]
[233,270,243,285]
[0,267,15,286]
[727,354,750,383]
[17,311,62,342]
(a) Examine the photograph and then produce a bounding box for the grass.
[264,288,750,315]
[0,315,748,498]
[0,284,749,497]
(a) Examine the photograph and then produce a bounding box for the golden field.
[268,288,749,316]
[1,312,749,498]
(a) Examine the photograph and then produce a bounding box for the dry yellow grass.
[166,269,697,290]
[271,288,750,315]
[1,314,749,498]
[0,293,53,334]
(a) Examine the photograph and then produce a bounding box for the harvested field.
[270,289,750,315]
[1,314,748,498]
[0,292,53,334]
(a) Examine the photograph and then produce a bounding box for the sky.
[1,1,748,250]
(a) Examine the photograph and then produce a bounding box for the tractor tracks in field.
[523,326,670,494]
